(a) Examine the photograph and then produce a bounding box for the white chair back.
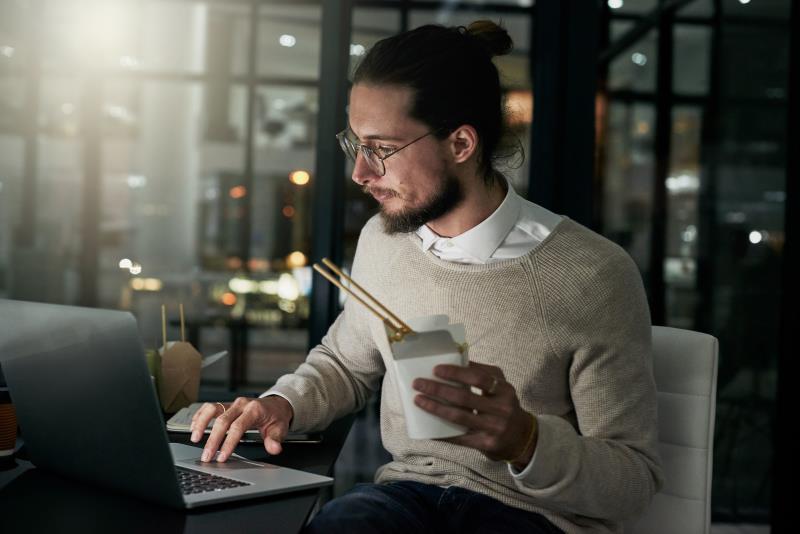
[625,326,719,534]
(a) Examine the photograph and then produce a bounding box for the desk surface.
[0,414,354,534]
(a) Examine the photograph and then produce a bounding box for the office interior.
[0,0,794,532]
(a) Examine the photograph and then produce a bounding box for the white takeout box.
[388,314,469,440]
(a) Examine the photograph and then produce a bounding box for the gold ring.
[216,402,227,415]
[486,376,499,396]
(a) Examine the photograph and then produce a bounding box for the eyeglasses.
[336,129,437,177]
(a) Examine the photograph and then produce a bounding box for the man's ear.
[448,125,479,164]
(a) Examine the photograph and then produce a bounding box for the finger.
[217,410,257,462]
[412,378,507,416]
[190,402,225,443]
[433,364,508,394]
[466,361,506,380]
[414,393,493,431]
[262,421,289,456]
[201,404,243,462]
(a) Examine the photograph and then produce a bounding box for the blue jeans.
[304,481,564,534]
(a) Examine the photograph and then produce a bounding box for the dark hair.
[353,20,518,184]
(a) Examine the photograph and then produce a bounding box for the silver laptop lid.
[0,299,184,508]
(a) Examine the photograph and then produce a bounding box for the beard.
[366,174,464,235]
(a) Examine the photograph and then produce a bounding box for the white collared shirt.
[414,179,563,264]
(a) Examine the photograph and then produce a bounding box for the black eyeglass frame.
[335,128,444,176]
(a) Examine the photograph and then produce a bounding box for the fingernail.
[217,453,226,462]
[201,450,210,462]
[190,431,199,442]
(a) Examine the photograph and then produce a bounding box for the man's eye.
[378,146,396,155]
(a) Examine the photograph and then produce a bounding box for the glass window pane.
[601,102,656,281]
[138,1,230,74]
[0,133,24,298]
[607,0,657,15]
[664,106,703,329]
[350,8,401,78]
[678,0,713,18]
[608,22,658,92]
[40,1,140,73]
[0,77,24,131]
[673,25,711,95]
[32,130,83,304]
[719,21,790,100]
[0,0,27,72]
[723,0,790,19]
[244,83,320,380]
[100,80,245,386]
[36,1,245,75]
[257,5,321,80]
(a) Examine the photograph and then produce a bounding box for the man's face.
[347,83,463,234]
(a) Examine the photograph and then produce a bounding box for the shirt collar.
[414,177,521,262]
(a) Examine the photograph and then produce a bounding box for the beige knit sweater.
[269,214,664,533]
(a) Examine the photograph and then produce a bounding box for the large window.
[0,0,324,392]
[597,0,790,522]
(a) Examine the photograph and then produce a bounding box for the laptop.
[0,299,333,509]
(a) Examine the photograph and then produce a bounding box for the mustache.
[363,185,398,198]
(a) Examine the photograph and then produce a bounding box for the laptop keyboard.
[176,466,251,495]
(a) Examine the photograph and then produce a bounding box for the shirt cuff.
[258,390,297,417]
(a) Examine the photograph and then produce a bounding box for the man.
[191,21,663,534]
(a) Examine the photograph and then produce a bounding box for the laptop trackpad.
[188,457,278,470]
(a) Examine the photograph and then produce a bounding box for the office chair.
[625,326,719,534]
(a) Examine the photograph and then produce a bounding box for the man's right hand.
[190,395,294,463]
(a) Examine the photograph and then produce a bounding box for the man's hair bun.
[465,20,513,57]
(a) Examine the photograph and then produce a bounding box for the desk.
[0,414,354,534]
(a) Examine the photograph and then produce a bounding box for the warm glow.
[290,170,311,185]
[248,258,269,272]
[282,205,296,218]
[260,280,279,295]
[221,292,237,306]
[130,278,162,291]
[226,257,243,270]
[229,277,258,294]
[277,273,300,301]
[229,185,247,199]
[286,251,307,269]
[506,90,533,126]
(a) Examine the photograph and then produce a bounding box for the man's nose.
[351,152,379,186]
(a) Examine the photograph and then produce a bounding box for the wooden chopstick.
[312,259,413,341]
[321,258,413,335]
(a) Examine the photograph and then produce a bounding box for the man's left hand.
[412,361,537,469]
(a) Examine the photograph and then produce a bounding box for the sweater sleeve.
[265,224,385,432]
[513,241,665,521]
